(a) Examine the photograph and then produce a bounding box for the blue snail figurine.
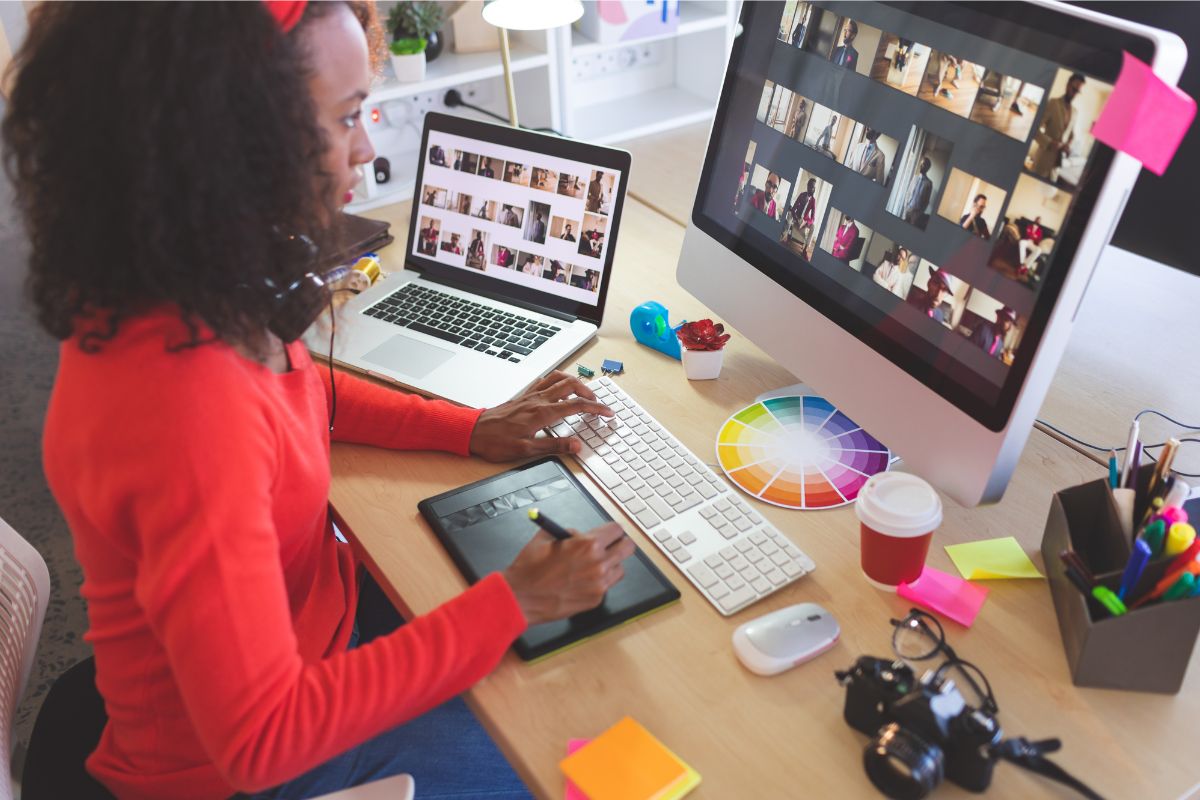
[629,301,683,360]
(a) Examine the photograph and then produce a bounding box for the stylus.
[528,508,572,541]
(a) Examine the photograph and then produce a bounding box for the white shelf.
[573,86,715,144]
[570,3,729,57]
[370,42,550,103]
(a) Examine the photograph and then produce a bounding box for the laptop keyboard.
[362,283,561,363]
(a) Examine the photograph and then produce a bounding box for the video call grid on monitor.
[413,130,622,308]
[712,1,1125,427]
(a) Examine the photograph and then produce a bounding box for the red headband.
[264,0,308,33]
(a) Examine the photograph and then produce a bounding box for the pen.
[1131,560,1200,608]
[1141,519,1167,557]
[1059,549,1095,585]
[1117,539,1152,601]
[1062,565,1093,595]
[1108,449,1119,489]
[527,508,572,541]
[1092,586,1127,617]
[1165,523,1197,558]
[1146,439,1178,501]
[1120,419,1140,487]
[1124,441,1143,491]
[1162,572,1196,602]
[1167,539,1200,573]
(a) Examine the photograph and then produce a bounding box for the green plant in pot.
[389,37,428,82]
[388,1,458,63]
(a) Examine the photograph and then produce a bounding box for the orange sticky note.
[559,717,697,800]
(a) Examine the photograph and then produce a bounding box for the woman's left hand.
[469,371,613,462]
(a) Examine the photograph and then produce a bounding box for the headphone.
[263,271,331,343]
[260,232,331,344]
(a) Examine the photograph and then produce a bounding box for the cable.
[443,89,564,136]
[327,290,337,433]
[1034,411,1200,478]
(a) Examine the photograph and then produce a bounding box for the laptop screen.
[411,128,623,310]
[691,1,1145,430]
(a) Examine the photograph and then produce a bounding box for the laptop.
[307,113,631,408]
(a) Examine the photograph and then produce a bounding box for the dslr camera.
[835,656,1100,799]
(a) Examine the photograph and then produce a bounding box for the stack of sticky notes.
[560,716,700,800]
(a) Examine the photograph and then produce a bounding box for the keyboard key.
[632,508,660,529]
[713,562,734,580]
[749,577,771,595]
[678,530,697,546]
[735,540,754,553]
[709,582,730,601]
[674,549,693,564]
[408,321,463,345]
[653,528,672,543]
[687,563,719,588]
[580,451,622,489]
[645,496,675,520]
[782,560,805,578]
[765,568,787,586]
[625,498,646,515]
[613,485,635,503]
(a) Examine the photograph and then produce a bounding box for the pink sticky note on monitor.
[898,565,989,627]
[1092,51,1196,176]
[565,738,591,800]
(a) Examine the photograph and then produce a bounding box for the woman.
[872,247,911,297]
[467,232,485,268]
[5,3,634,799]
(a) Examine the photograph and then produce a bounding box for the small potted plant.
[676,319,731,380]
[387,1,451,63]
[389,37,427,82]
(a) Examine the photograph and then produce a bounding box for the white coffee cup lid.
[855,472,942,538]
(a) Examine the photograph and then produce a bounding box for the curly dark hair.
[3,1,382,354]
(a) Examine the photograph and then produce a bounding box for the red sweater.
[42,310,527,799]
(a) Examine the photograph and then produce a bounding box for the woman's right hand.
[502,522,636,626]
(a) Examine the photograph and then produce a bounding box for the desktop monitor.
[677,1,1186,506]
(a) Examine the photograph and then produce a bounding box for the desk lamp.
[481,0,583,128]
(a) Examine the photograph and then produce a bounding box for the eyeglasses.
[889,608,999,715]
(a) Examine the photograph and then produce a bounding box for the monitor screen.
[693,1,1138,431]
[411,130,621,307]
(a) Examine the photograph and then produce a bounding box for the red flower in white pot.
[676,319,730,379]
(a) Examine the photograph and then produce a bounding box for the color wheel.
[716,396,890,509]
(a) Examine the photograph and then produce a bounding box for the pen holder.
[1040,467,1200,694]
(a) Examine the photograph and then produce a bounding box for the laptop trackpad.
[362,335,455,378]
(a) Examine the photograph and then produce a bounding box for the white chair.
[0,515,51,800]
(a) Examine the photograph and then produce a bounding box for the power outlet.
[571,41,665,82]
[365,80,498,137]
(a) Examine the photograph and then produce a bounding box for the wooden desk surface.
[334,190,1199,798]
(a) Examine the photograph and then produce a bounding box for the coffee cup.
[855,472,942,590]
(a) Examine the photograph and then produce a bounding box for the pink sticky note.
[565,738,591,800]
[1092,51,1197,176]
[898,565,989,627]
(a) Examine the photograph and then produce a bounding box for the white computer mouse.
[732,602,840,676]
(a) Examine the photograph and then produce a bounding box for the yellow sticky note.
[945,537,1044,580]
[560,716,699,800]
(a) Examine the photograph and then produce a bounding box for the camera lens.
[863,722,944,800]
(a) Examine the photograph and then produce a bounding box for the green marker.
[1091,586,1127,616]
[1142,519,1167,557]
[1163,573,1196,602]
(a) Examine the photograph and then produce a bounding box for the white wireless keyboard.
[548,377,816,616]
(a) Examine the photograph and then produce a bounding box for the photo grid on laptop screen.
[413,131,623,307]
[709,1,1118,408]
